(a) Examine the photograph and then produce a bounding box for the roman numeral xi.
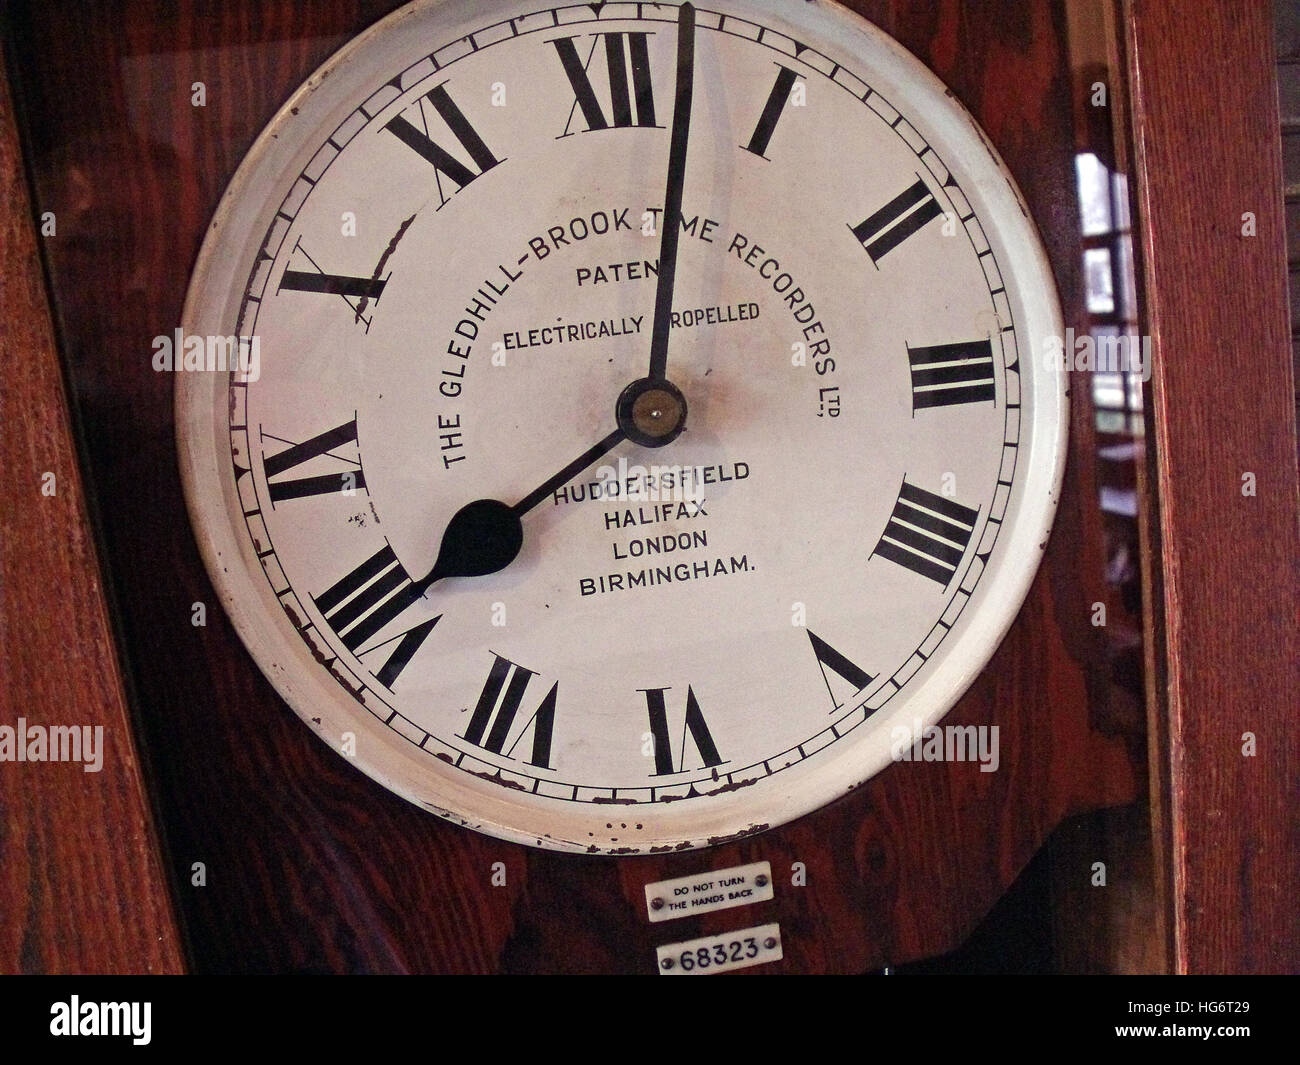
[385,83,503,205]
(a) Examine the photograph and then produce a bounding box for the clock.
[177,0,1065,853]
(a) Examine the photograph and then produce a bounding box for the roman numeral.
[807,630,874,711]
[641,686,722,776]
[908,339,997,411]
[385,83,502,206]
[262,418,365,502]
[278,238,388,330]
[462,655,558,769]
[850,178,944,264]
[873,481,979,587]
[315,545,426,653]
[553,33,658,136]
[743,65,800,158]
[362,617,440,690]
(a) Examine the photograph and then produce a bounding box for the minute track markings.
[230,6,1024,803]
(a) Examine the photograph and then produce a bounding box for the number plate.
[656,923,782,975]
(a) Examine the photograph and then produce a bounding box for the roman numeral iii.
[908,339,997,410]
[552,32,658,136]
[462,654,558,770]
[873,481,979,587]
[851,177,944,264]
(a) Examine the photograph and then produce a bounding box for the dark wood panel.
[1126,0,1300,974]
[5,0,1138,973]
[0,51,184,975]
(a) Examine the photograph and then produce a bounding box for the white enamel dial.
[178,0,1066,853]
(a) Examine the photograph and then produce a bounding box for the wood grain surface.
[3,0,1139,973]
[0,51,185,975]
[1126,0,1300,974]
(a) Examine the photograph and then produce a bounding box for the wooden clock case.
[1,0,1294,974]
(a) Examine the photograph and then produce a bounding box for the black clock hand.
[419,427,627,586]
[646,1,696,383]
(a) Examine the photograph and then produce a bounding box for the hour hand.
[420,428,627,587]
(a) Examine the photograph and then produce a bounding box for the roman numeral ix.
[262,417,365,503]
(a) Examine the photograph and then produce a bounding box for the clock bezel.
[176,0,1068,854]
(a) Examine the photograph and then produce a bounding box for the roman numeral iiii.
[873,481,979,587]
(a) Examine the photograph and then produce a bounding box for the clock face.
[178,0,1065,853]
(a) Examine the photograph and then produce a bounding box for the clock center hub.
[616,377,688,448]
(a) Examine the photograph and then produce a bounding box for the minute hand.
[646,1,696,382]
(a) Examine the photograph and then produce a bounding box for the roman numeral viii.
[462,654,558,770]
[873,481,979,587]
[553,32,658,136]
[385,84,502,206]
[262,418,365,502]
[850,177,944,264]
[641,686,722,776]
[314,546,436,689]
[908,339,997,411]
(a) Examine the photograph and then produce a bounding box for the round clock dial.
[178,0,1066,853]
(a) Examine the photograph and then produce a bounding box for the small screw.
[661,957,674,970]
[755,874,769,887]
[763,936,777,950]
[651,897,664,911]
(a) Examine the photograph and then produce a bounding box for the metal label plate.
[644,861,773,922]
[657,923,783,975]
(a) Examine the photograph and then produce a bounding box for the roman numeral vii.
[462,654,558,770]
